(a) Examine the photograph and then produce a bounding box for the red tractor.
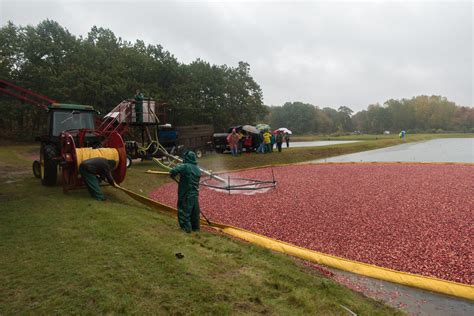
[0,79,127,191]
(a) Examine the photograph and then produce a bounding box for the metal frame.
[0,79,56,109]
[200,169,277,193]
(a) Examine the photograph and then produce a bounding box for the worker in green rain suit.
[134,89,144,124]
[79,158,116,201]
[169,151,202,233]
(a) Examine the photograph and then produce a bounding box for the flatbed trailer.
[175,124,213,158]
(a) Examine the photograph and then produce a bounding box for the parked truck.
[213,125,260,153]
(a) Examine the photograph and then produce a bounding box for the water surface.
[314,138,473,163]
[290,140,359,148]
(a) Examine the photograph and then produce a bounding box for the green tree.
[0,20,266,140]
[337,106,354,132]
[365,104,392,133]
[321,107,339,133]
[352,110,369,132]
[269,102,317,134]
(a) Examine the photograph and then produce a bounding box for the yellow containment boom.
[114,184,474,301]
[75,148,120,169]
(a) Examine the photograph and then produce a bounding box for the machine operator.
[79,157,116,201]
[169,151,202,233]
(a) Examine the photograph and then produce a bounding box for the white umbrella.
[242,125,259,134]
[277,127,292,134]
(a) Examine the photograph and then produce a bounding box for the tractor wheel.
[40,144,58,186]
[195,149,204,159]
[126,155,133,168]
[32,160,41,179]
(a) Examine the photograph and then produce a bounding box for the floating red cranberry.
[150,163,474,285]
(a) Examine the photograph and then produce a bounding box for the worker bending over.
[169,151,202,233]
[79,157,116,201]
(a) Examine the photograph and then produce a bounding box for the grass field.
[0,134,472,313]
[0,142,408,314]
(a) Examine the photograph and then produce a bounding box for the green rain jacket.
[170,151,201,197]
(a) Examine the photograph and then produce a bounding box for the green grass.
[0,144,36,166]
[0,144,403,314]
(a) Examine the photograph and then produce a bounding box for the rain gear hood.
[183,151,198,164]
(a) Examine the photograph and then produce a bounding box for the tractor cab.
[34,103,98,138]
[45,103,96,134]
[42,103,101,147]
[49,105,96,136]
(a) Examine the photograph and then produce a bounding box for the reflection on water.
[314,138,474,163]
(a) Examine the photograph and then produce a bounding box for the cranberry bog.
[151,163,473,285]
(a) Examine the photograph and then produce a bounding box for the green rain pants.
[177,194,200,233]
[80,166,105,201]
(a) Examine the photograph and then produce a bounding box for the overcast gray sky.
[1,0,472,111]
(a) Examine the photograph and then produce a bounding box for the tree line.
[269,103,355,134]
[0,20,266,140]
[268,96,473,135]
[1,20,472,141]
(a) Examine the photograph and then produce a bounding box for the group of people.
[227,128,290,156]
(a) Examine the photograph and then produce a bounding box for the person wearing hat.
[169,151,202,233]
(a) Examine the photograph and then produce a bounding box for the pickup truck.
[213,125,260,153]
